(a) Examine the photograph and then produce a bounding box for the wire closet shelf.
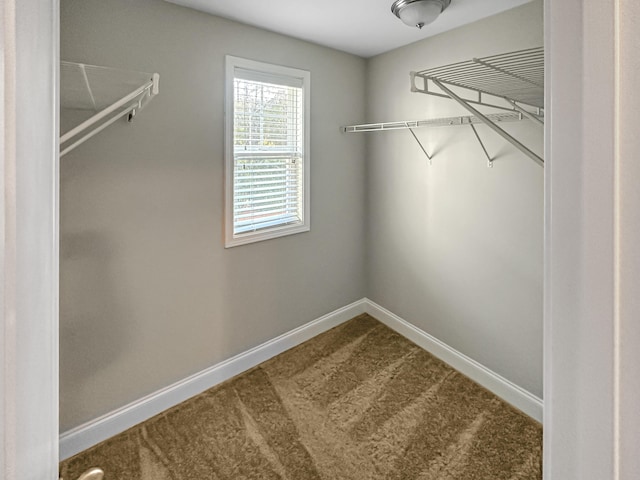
[342,46,544,167]
[413,46,544,110]
[60,61,160,157]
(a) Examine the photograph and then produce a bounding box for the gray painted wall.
[365,1,544,397]
[60,0,367,431]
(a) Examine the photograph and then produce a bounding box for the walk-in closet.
[58,1,544,478]
[5,0,639,479]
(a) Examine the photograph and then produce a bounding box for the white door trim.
[1,1,59,479]
[617,3,640,478]
[543,0,631,478]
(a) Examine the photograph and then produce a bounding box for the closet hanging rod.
[342,111,526,133]
[60,61,160,157]
[60,77,157,145]
[60,102,139,157]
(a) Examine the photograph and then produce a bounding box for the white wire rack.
[60,62,160,157]
[342,47,544,167]
[413,47,544,109]
[343,112,528,166]
[342,111,525,133]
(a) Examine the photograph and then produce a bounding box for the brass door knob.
[60,467,104,480]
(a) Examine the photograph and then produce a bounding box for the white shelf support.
[505,99,544,126]
[79,63,98,111]
[430,78,543,167]
[411,73,519,113]
[469,124,493,168]
[406,123,432,163]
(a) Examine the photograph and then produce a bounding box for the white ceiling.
[165,0,533,58]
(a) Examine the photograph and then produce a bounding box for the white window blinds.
[232,69,305,235]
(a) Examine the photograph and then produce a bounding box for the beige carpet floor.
[60,314,542,479]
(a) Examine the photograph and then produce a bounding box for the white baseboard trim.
[60,297,542,460]
[59,299,368,461]
[363,298,543,423]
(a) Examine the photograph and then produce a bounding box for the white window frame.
[224,56,311,248]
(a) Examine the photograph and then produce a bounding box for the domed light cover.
[391,0,451,29]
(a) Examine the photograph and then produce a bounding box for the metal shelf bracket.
[406,123,433,164]
[505,99,543,126]
[469,124,493,168]
[430,78,543,167]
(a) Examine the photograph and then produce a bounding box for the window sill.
[224,223,310,248]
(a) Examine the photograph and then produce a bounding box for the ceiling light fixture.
[391,0,451,29]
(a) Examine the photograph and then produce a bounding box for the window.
[225,56,310,247]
